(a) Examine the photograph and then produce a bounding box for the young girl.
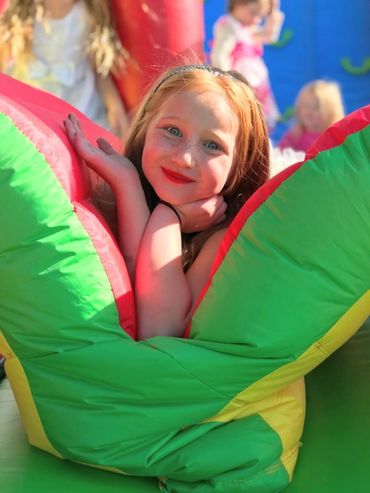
[64,64,270,339]
[211,0,284,130]
[0,0,129,138]
[279,80,345,153]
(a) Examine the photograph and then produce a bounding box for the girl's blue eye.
[205,141,222,151]
[167,127,181,136]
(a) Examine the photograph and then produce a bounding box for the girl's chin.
[155,191,193,206]
[158,198,187,207]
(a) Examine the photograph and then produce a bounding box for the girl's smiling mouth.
[161,167,195,184]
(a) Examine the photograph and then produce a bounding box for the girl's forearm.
[135,204,192,339]
[112,175,150,282]
[255,10,284,44]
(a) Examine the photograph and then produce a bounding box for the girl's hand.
[267,0,280,13]
[264,0,281,16]
[63,113,138,189]
[173,195,227,233]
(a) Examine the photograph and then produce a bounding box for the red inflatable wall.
[0,0,7,14]
[111,0,205,111]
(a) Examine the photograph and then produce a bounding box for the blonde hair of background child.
[0,0,125,76]
[124,65,270,267]
[295,80,345,132]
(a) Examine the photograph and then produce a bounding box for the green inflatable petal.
[1,75,369,493]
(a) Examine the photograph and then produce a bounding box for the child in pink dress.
[211,0,284,130]
[279,80,345,153]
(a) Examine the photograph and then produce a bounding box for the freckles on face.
[141,89,239,205]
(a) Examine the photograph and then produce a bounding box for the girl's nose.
[174,142,196,168]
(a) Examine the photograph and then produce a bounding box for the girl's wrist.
[109,165,141,194]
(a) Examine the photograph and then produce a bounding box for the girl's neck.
[42,0,77,19]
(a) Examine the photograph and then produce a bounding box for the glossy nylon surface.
[0,74,369,492]
[1,321,369,493]
[0,79,291,492]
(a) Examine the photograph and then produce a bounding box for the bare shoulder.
[202,228,227,252]
[193,229,227,267]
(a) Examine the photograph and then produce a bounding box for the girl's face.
[142,89,239,206]
[233,2,264,26]
[297,91,325,132]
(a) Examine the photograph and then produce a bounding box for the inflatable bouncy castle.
[0,2,370,493]
[0,72,369,492]
[111,0,204,110]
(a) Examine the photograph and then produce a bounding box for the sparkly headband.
[151,64,247,94]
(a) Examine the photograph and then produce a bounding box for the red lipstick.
[161,167,194,184]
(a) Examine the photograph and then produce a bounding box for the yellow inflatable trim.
[204,290,370,479]
[0,332,62,458]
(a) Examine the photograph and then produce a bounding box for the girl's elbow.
[137,299,191,339]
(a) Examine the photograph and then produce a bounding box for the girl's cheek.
[210,168,230,192]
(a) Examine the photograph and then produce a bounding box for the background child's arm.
[64,114,149,281]
[135,203,226,339]
[96,74,130,140]
[210,20,237,71]
[254,0,284,45]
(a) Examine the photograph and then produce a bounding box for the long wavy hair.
[0,0,125,75]
[124,65,270,269]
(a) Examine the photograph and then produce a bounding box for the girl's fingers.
[96,137,117,155]
[206,195,227,214]
[68,113,82,131]
[63,117,76,141]
[64,115,117,158]
[64,121,98,163]
[213,202,227,222]
[63,115,126,181]
[218,200,227,215]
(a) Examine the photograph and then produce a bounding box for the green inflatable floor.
[0,379,158,493]
[1,319,369,493]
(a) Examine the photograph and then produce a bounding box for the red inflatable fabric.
[111,0,205,110]
[0,73,136,338]
[0,1,7,15]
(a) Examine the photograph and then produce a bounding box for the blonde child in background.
[211,0,284,130]
[0,0,129,138]
[279,80,345,153]
[64,64,270,339]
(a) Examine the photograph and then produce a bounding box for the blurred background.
[204,0,370,142]
[0,0,368,144]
